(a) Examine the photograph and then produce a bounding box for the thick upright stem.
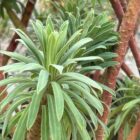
[26,114,41,140]
[96,1,140,139]
[110,0,140,73]
[92,71,101,81]
[118,126,124,140]
[2,0,37,65]
[119,0,127,11]
[126,117,140,140]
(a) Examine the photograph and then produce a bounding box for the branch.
[110,0,140,73]
[2,0,37,65]
[122,62,134,77]
[96,0,140,139]
[4,6,26,32]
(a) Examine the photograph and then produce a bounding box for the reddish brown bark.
[129,37,140,69]
[118,126,124,140]
[26,114,41,140]
[126,117,140,140]
[119,0,127,11]
[122,62,134,77]
[96,0,140,139]
[2,0,37,65]
[110,0,140,73]
[92,71,101,81]
[110,0,124,22]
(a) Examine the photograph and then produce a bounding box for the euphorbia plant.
[0,18,114,140]
[108,77,140,140]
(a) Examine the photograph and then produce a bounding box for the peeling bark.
[96,0,140,139]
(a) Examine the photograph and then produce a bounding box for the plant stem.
[119,0,127,11]
[4,6,26,31]
[26,114,41,140]
[96,0,140,139]
[118,125,124,140]
[122,62,134,77]
[2,0,37,66]
[110,0,140,74]
[92,70,101,81]
[126,117,140,140]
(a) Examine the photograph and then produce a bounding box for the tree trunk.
[119,0,127,11]
[126,117,140,140]
[96,0,140,139]
[110,0,140,73]
[26,114,41,140]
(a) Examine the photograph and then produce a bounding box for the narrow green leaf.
[6,111,22,136]
[50,64,64,74]
[0,50,32,63]
[0,83,34,111]
[51,82,64,121]
[48,95,61,140]
[56,21,69,51]
[68,91,98,129]
[14,29,43,64]
[27,90,45,129]
[12,109,28,140]
[79,66,103,73]
[62,38,93,62]
[61,72,103,92]
[2,96,31,137]
[122,99,140,111]
[63,92,86,130]
[99,83,115,96]
[99,61,119,68]
[66,81,103,115]
[0,62,25,72]
[0,77,32,87]
[56,30,82,62]
[68,56,104,63]
[37,70,49,94]
[98,52,118,59]
[41,105,48,140]
[20,63,44,72]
